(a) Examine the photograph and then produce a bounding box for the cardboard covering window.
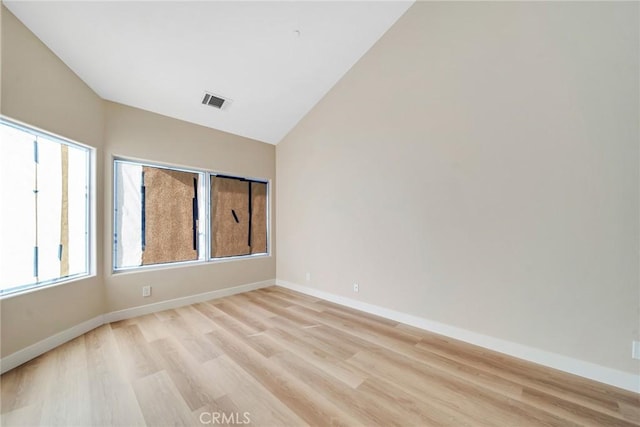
[211,176,267,258]
[249,182,267,254]
[141,167,199,265]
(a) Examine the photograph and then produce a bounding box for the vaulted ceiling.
[5,1,413,144]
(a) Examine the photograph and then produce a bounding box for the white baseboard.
[104,280,274,323]
[0,315,104,374]
[276,279,640,393]
[1,280,273,375]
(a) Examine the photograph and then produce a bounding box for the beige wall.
[277,2,640,374]
[0,6,276,357]
[1,6,105,357]
[104,102,275,312]
[2,0,637,378]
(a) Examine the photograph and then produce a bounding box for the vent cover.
[202,92,227,109]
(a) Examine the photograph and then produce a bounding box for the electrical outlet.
[142,285,151,297]
[353,283,359,293]
[633,341,640,360]
[305,272,311,282]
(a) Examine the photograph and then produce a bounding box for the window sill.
[0,273,96,300]
[111,253,271,276]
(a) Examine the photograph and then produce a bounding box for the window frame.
[112,157,270,274]
[112,158,207,272]
[0,116,95,298]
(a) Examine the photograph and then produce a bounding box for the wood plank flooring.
[1,286,639,426]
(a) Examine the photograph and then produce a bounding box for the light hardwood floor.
[1,286,639,426]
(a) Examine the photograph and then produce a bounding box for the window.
[113,160,266,271]
[211,176,267,257]
[114,161,205,269]
[0,118,92,296]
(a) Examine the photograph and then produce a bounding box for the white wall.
[277,2,640,375]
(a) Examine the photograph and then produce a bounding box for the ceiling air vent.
[202,92,227,109]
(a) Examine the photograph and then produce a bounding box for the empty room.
[1,1,639,426]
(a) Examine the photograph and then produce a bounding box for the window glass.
[142,166,200,265]
[249,181,268,255]
[0,119,91,295]
[0,124,37,289]
[210,176,268,258]
[114,160,268,271]
[114,161,204,269]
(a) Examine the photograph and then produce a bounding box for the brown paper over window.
[250,182,267,254]
[211,176,267,257]
[141,167,198,265]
